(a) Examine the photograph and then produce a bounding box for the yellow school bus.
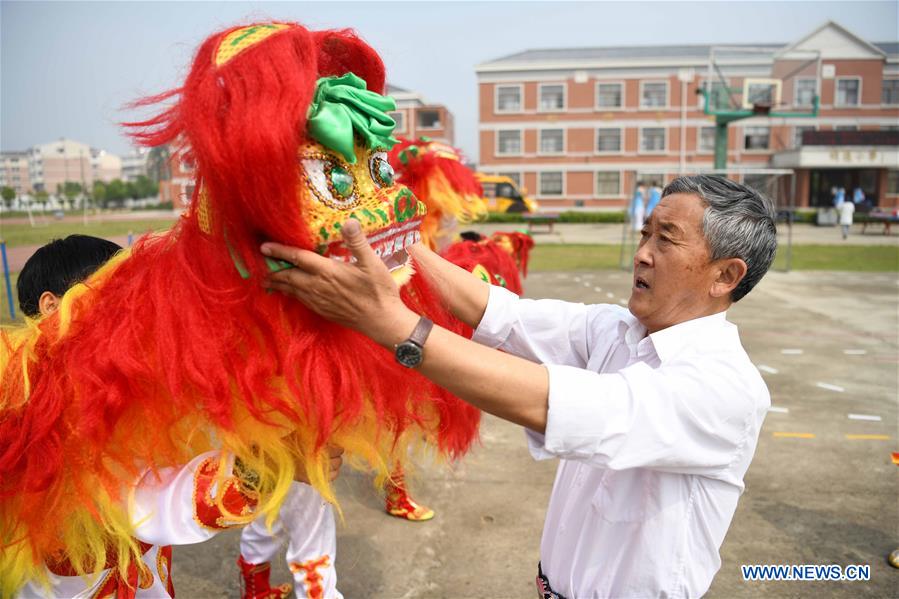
[476,174,538,213]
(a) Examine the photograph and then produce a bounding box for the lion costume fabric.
[387,137,533,293]
[0,22,480,594]
[388,137,486,251]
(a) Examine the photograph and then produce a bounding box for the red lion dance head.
[0,22,479,592]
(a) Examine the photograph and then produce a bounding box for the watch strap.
[407,316,434,348]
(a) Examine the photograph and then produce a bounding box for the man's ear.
[710,258,747,299]
[38,291,61,317]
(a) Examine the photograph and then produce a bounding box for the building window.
[497,130,522,155]
[539,129,564,154]
[888,170,899,195]
[497,172,521,187]
[882,79,899,105]
[641,82,668,108]
[795,78,817,107]
[417,110,441,129]
[597,83,623,109]
[595,172,620,196]
[539,172,563,195]
[793,126,815,148]
[743,127,770,150]
[835,78,860,106]
[640,127,666,152]
[698,80,730,109]
[389,111,406,133]
[698,126,716,152]
[596,128,621,152]
[539,84,565,111]
[496,85,522,112]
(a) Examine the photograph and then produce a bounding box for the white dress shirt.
[473,286,769,598]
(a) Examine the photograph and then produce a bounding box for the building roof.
[478,21,899,72]
[386,83,410,94]
[479,43,784,68]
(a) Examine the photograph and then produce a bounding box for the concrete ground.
[175,267,898,598]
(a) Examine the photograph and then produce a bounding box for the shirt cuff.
[472,285,520,348]
[532,363,630,460]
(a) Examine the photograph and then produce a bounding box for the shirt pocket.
[592,468,662,523]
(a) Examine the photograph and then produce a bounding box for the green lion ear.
[306,73,399,163]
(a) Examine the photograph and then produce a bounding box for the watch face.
[395,341,423,368]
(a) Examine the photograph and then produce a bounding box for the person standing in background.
[839,197,855,240]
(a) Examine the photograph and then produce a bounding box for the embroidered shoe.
[384,471,435,521]
[237,555,292,599]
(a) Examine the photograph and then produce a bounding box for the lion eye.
[301,157,358,209]
[369,151,395,189]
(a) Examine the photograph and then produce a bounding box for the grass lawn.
[529,244,899,272]
[0,218,176,248]
[0,271,20,323]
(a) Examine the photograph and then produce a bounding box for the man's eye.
[301,157,359,210]
[369,151,395,189]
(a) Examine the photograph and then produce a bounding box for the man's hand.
[262,219,417,347]
[293,444,345,484]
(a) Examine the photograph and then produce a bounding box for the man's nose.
[633,242,652,268]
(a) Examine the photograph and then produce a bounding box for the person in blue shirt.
[629,181,646,231]
[646,181,662,216]
[852,186,865,205]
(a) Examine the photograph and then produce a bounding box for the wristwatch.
[394,316,434,368]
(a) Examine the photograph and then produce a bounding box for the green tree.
[1,186,15,209]
[63,181,82,206]
[133,174,158,199]
[92,180,108,208]
[34,190,50,208]
[106,179,127,204]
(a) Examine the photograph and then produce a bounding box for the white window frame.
[793,77,818,107]
[742,126,771,152]
[697,78,730,109]
[594,171,621,198]
[834,76,862,107]
[638,126,667,154]
[389,110,406,134]
[640,80,669,110]
[538,171,565,197]
[537,128,566,156]
[537,82,567,113]
[696,125,716,154]
[595,81,625,111]
[882,78,899,106]
[495,129,523,157]
[495,84,524,114]
[594,127,623,154]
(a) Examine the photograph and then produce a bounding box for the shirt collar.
[647,311,730,363]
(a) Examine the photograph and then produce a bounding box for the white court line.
[843,349,867,355]
[606,292,614,298]
[594,287,602,293]
[757,364,779,374]
[848,414,882,422]
[584,282,592,287]
[618,298,628,305]
[768,406,789,414]
[816,382,845,393]
[574,277,582,282]
[781,349,803,355]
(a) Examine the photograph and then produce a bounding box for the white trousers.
[240,482,341,599]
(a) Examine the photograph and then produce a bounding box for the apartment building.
[387,84,455,145]
[476,21,899,210]
[0,151,32,195]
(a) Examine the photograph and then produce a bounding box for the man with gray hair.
[261,174,778,598]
